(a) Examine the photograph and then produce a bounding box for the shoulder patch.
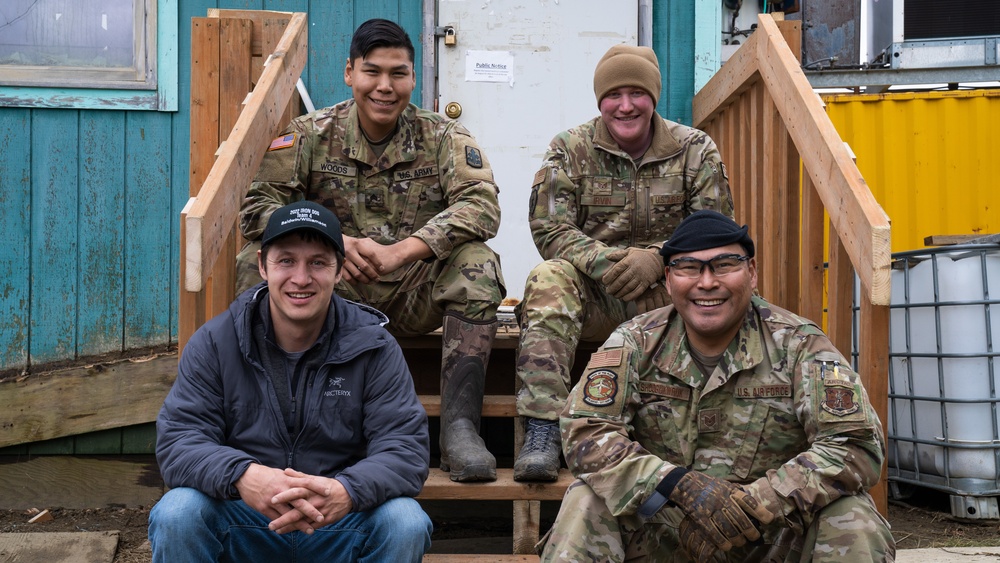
[532,167,547,187]
[582,369,619,407]
[465,146,483,168]
[603,332,626,349]
[586,349,624,369]
[268,133,296,151]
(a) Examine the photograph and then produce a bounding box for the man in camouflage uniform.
[513,44,734,481]
[541,210,895,562]
[236,19,504,482]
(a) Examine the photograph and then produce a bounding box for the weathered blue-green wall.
[0,1,422,374]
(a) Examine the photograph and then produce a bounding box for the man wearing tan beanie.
[513,44,735,482]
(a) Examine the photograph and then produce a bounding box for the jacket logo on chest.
[325,377,351,397]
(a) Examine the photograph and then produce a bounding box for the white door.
[436,1,639,298]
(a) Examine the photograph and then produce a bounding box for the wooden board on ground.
[0,531,117,563]
[0,456,163,510]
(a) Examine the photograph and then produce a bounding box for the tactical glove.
[601,247,664,302]
[635,283,671,314]
[660,467,770,554]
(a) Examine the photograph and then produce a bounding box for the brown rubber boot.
[439,312,498,482]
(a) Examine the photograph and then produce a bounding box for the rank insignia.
[268,133,296,151]
[465,146,483,168]
[822,382,859,416]
[698,408,721,433]
[582,370,618,407]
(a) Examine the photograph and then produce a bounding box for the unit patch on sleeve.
[465,146,483,168]
[268,133,296,151]
[821,380,859,416]
[583,370,618,407]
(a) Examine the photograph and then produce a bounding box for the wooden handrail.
[694,16,891,306]
[183,12,307,293]
[693,15,891,515]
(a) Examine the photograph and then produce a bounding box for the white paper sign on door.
[464,50,514,84]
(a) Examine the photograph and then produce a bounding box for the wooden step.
[419,468,572,501]
[424,556,539,562]
[419,394,517,417]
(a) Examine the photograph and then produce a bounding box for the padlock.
[444,27,457,46]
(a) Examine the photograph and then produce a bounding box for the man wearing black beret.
[541,210,894,561]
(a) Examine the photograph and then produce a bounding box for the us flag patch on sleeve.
[268,133,296,151]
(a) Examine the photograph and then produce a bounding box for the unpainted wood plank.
[761,94,781,303]
[29,110,78,366]
[859,293,890,517]
[0,109,31,370]
[208,9,293,56]
[423,556,539,563]
[0,353,176,448]
[207,18,254,318]
[420,395,516,418]
[753,15,891,305]
[418,469,572,502]
[923,234,989,246]
[181,18,221,351]
[262,18,302,129]
[0,456,163,510]
[826,225,854,358]
[124,112,173,349]
[185,13,308,292]
[799,174,825,324]
[748,82,765,288]
[78,112,125,356]
[513,499,541,555]
[189,18,221,196]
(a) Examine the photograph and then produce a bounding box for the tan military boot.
[439,312,498,482]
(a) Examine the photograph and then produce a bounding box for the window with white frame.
[0,0,156,90]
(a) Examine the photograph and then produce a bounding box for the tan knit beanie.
[592,44,661,106]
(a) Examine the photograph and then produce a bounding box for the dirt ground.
[2,490,999,562]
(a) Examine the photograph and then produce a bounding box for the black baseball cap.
[262,201,345,256]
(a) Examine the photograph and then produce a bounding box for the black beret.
[659,210,755,263]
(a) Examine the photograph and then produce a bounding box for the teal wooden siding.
[0,1,422,375]
[653,1,697,126]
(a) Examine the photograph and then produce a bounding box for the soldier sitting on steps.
[513,43,734,482]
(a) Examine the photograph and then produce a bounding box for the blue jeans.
[148,487,432,562]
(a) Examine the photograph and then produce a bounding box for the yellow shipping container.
[823,89,999,252]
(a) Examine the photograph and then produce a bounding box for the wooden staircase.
[401,324,592,558]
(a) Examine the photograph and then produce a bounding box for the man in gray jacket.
[149,201,431,562]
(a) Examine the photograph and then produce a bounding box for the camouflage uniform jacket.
[528,115,734,282]
[561,295,885,529]
[240,100,500,282]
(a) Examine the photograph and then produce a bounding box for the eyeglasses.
[667,253,750,278]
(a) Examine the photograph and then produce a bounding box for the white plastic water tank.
[888,247,1000,481]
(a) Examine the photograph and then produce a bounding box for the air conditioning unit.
[868,0,1000,69]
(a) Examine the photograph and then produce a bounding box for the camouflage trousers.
[540,480,895,562]
[515,259,630,420]
[236,239,505,337]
